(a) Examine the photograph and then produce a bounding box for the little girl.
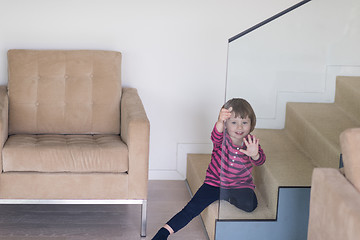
[152,98,266,240]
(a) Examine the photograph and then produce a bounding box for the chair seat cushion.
[2,134,128,173]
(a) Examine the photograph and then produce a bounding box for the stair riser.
[285,104,340,168]
[335,77,360,121]
[253,165,278,217]
[201,206,217,240]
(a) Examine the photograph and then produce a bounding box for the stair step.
[187,154,275,240]
[186,76,360,240]
[186,128,314,239]
[251,129,315,221]
[253,129,314,187]
[187,154,275,220]
[335,76,360,122]
[285,102,360,168]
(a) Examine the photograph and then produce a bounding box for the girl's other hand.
[240,135,260,160]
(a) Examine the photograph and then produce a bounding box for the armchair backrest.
[340,128,360,192]
[8,50,122,134]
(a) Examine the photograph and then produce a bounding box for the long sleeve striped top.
[204,124,266,189]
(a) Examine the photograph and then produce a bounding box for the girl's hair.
[223,98,256,132]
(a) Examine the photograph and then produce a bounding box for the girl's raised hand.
[240,135,260,160]
[216,107,232,133]
[218,107,232,123]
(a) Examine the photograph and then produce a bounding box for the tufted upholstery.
[8,50,121,134]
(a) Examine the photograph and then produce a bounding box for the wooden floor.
[0,181,208,240]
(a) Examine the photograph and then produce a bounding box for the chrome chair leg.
[141,200,147,237]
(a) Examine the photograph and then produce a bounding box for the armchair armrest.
[308,168,360,240]
[0,86,9,173]
[121,88,150,199]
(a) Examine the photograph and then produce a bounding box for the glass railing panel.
[219,0,360,222]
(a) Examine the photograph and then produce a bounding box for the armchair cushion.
[7,50,122,135]
[2,134,128,173]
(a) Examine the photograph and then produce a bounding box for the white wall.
[226,0,360,129]
[0,0,305,179]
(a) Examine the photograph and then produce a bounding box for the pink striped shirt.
[204,124,266,189]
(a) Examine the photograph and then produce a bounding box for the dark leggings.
[167,183,257,233]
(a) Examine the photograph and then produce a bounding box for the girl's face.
[225,112,251,146]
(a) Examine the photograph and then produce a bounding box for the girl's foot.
[151,227,170,240]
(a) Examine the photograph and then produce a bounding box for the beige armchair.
[307,128,360,240]
[0,49,150,236]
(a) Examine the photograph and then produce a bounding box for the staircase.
[186,76,360,240]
